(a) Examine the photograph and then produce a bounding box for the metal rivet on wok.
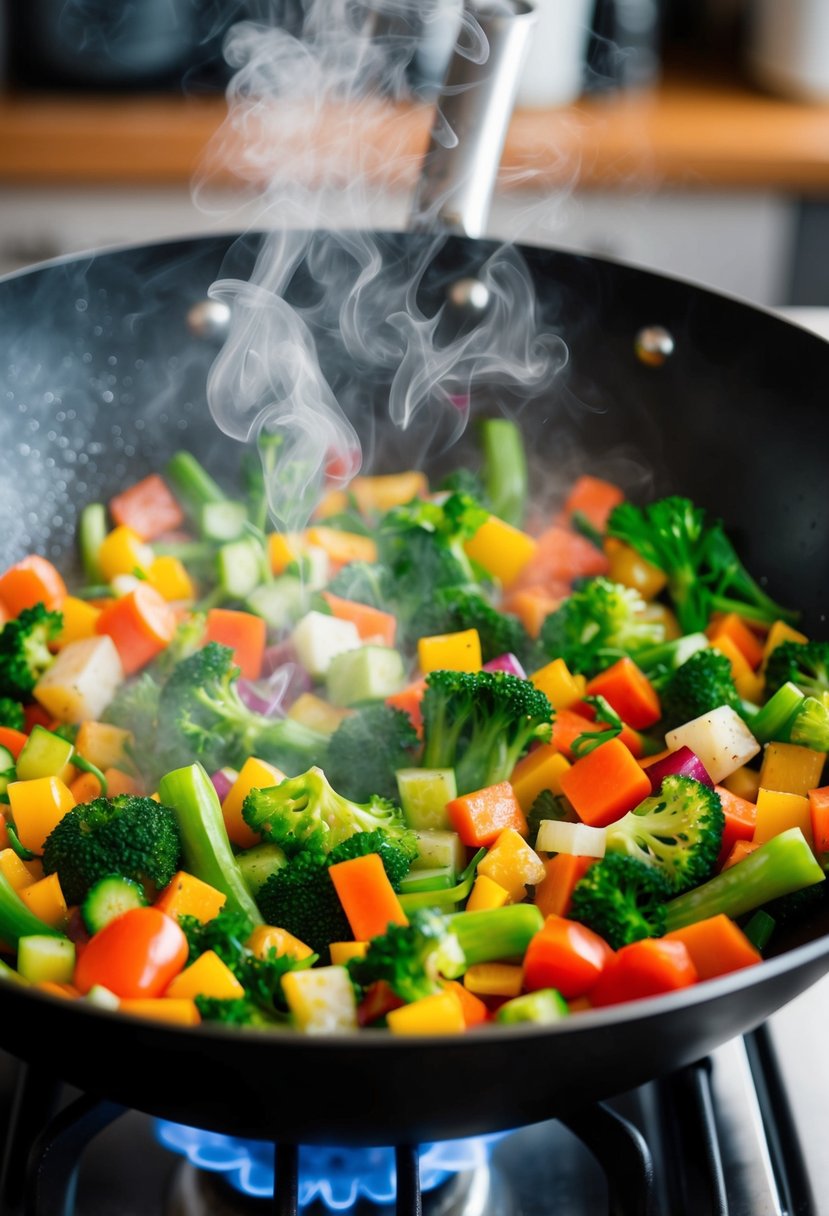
[186,299,232,342]
[446,278,491,314]
[635,325,675,366]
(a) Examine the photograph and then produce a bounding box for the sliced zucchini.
[82,875,147,935]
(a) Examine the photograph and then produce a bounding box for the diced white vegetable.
[85,985,121,1011]
[325,645,406,707]
[411,829,466,874]
[17,936,75,985]
[536,819,607,858]
[281,965,358,1034]
[665,705,760,784]
[291,611,360,680]
[300,544,331,591]
[110,574,146,598]
[396,768,457,830]
[34,635,124,723]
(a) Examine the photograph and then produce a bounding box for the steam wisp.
[203,1,568,529]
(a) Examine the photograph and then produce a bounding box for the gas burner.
[165,1158,512,1216]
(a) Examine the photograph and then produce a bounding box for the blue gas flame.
[155,1120,505,1209]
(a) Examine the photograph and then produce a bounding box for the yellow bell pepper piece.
[154,871,227,924]
[97,525,153,582]
[463,515,537,588]
[7,777,75,855]
[351,471,429,516]
[17,873,68,929]
[759,741,825,798]
[247,924,315,962]
[267,531,300,575]
[530,658,585,711]
[303,526,377,567]
[418,629,482,675]
[510,744,571,813]
[74,720,133,773]
[147,555,195,602]
[463,962,524,998]
[281,965,358,1033]
[465,874,511,912]
[386,990,466,1035]
[286,692,353,736]
[55,596,101,648]
[477,828,546,902]
[753,788,813,850]
[120,998,201,1026]
[721,765,761,803]
[329,941,369,966]
[711,635,764,704]
[221,756,287,849]
[165,950,246,1001]
[0,848,37,892]
[605,539,667,601]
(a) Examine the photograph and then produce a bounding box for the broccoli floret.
[607,496,796,634]
[194,996,286,1028]
[605,775,724,894]
[421,669,552,795]
[102,672,162,769]
[761,881,826,928]
[377,492,488,629]
[438,467,489,505]
[787,693,829,752]
[242,766,406,856]
[408,586,531,665]
[0,697,24,732]
[526,788,577,847]
[569,853,672,950]
[149,611,206,681]
[659,648,742,730]
[325,562,396,611]
[347,908,465,1004]
[325,704,420,803]
[765,641,829,700]
[180,906,313,1021]
[539,577,664,678]
[41,794,181,905]
[0,603,63,701]
[156,643,327,776]
[255,831,416,958]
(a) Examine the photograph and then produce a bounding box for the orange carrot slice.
[95,584,177,675]
[322,592,397,646]
[445,781,528,848]
[560,737,652,828]
[328,853,408,941]
[204,608,267,680]
[0,555,66,615]
[665,914,762,980]
[585,657,661,730]
[109,474,185,541]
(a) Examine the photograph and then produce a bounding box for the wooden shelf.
[2,62,829,193]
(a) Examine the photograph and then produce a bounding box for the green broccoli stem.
[480,418,528,528]
[399,848,485,914]
[78,503,108,583]
[0,870,66,949]
[664,828,824,932]
[749,682,804,744]
[449,904,543,965]
[157,763,263,925]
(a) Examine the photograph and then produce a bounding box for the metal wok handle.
[409,1,536,238]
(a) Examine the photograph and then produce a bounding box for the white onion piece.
[535,819,607,858]
[665,706,760,784]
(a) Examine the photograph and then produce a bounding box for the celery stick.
[496,988,568,1025]
[749,682,804,744]
[481,418,528,527]
[0,871,66,949]
[450,903,543,965]
[664,828,824,932]
[158,763,263,924]
[78,503,107,583]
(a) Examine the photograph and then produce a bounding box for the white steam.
[203,1,568,527]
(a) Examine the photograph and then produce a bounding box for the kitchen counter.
[3,60,829,192]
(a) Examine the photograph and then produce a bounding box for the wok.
[1,231,829,1146]
[2,3,829,1152]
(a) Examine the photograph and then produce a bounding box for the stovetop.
[2,971,828,1216]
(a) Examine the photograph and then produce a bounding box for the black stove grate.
[0,1028,814,1216]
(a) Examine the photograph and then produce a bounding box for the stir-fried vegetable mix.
[0,420,825,1034]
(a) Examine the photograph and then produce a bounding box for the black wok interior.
[1,232,829,1144]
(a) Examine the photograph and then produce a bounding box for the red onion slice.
[483,653,527,679]
[646,746,714,792]
[210,767,238,803]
